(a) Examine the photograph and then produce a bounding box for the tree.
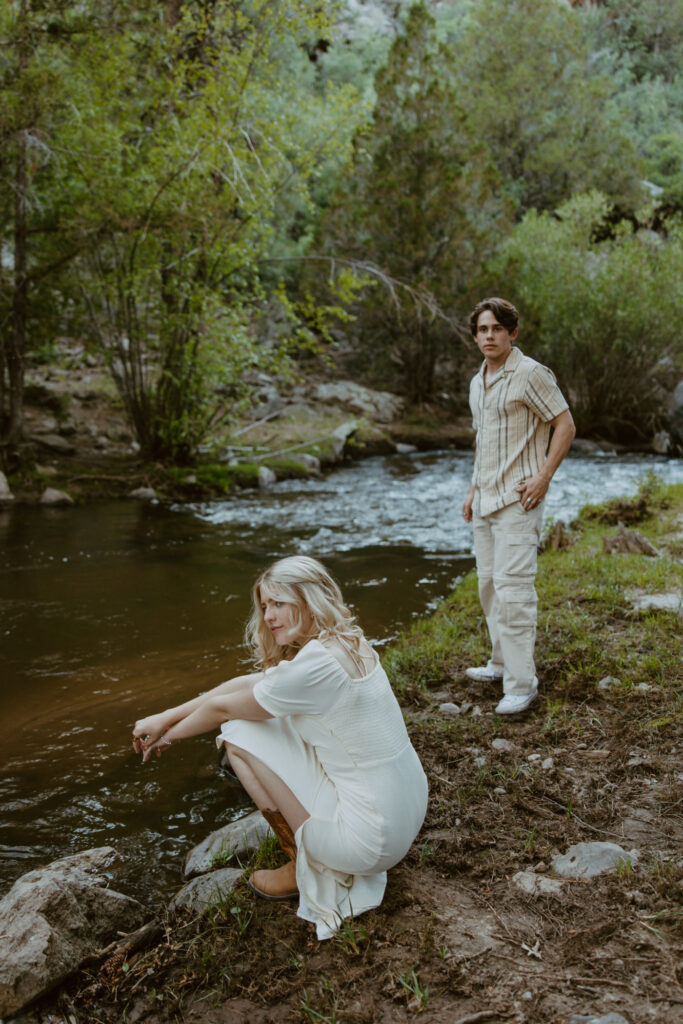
[449,0,644,216]
[316,2,505,403]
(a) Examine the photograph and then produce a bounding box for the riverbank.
[28,478,681,1024]
[6,346,678,505]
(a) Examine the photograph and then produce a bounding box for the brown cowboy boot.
[248,809,299,901]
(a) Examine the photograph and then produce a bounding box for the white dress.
[217,640,428,940]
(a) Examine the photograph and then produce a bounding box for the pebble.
[471,705,483,717]
[527,753,541,762]
[128,487,157,501]
[635,682,652,692]
[439,702,461,716]
[598,675,620,690]
[541,757,554,770]
[473,755,487,768]
[492,738,515,752]
[494,787,506,796]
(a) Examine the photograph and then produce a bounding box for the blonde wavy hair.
[246,555,366,669]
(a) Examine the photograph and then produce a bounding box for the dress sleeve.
[253,642,347,718]
[524,364,569,423]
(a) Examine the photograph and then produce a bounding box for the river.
[0,450,680,904]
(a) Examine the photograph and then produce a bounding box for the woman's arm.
[132,671,264,756]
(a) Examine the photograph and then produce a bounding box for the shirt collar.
[477,345,523,381]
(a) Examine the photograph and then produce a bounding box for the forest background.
[2,0,682,471]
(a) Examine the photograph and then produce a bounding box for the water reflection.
[0,450,680,903]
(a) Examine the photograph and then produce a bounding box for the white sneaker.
[495,689,538,715]
[465,664,504,683]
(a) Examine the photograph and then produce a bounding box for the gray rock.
[439,702,461,717]
[0,471,14,502]
[491,738,515,752]
[541,757,554,770]
[40,487,74,506]
[652,430,671,454]
[0,847,146,1017]
[598,675,620,690]
[184,810,272,878]
[630,591,682,615]
[634,682,653,693]
[31,433,75,455]
[170,867,243,914]
[314,381,403,422]
[571,438,600,455]
[395,442,417,454]
[569,1015,630,1024]
[512,870,564,897]
[258,465,276,489]
[473,755,487,768]
[330,419,359,459]
[298,452,321,474]
[128,486,157,501]
[552,842,639,879]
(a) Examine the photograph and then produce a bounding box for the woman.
[133,556,428,940]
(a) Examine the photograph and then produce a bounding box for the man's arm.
[516,409,576,509]
[462,446,477,522]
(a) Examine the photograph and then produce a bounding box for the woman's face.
[260,584,313,647]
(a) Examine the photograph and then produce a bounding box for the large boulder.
[314,381,404,423]
[184,810,272,878]
[0,847,147,1017]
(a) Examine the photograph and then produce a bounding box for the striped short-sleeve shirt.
[469,346,569,517]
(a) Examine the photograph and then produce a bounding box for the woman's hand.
[136,731,174,763]
[132,712,173,759]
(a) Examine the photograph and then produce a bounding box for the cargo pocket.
[503,533,538,576]
[501,585,537,628]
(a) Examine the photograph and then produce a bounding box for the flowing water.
[0,450,680,904]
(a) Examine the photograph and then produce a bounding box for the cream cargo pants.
[472,500,543,696]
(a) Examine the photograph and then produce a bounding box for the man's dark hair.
[468,297,519,338]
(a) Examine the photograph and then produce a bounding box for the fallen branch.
[79,919,162,968]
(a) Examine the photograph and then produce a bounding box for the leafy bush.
[492,192,683,440]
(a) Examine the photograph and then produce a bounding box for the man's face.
[475,309,517,368]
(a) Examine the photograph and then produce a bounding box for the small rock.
[533,861,548,873]
[330,419,359,459]
[298,453,321,474]
[459,701,472,714]
[471,705,483,717]
[512,870,564,897]
[128,487,157,501]
[473,755,487,768]
[395,442,417,454]
[184,474,197,484]
[598,675,620,690]
[439,702,461,717]
[170,867,243,914]
[634,682,652,693]
[541,757,554,770]
[552,841,639,879]
[184,810,272,878]
[0,471,14,502]
[492,738,515,752]
[571,438,600,455]
[32,432,75,455]
[258,465,276,489]
[630,592,682,615]
[40,487,74,506]
[527,753,541,762]
[652,430,671,454]
[494,787,506,796]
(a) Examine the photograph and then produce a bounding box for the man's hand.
[462,484,475,522]
[515,473,550,510]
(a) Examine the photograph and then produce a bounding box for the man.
[462,297,576,714]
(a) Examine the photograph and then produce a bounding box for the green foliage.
[491,191,683,439]
[317,2,505,401]
[449,0,644,216]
